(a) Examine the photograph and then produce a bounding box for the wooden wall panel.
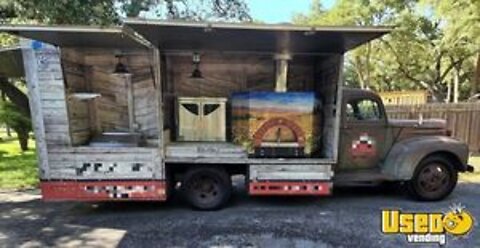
[32,45,71,148]
[47,147,163,180]
[62,49,91,145]
[82,50,159,137]
[163,54,319,139]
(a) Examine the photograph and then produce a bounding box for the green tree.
[119,0,251,21]
[0,99,31,151]
[294,0,479,102]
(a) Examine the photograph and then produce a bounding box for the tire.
[182,166,232,210]
[407,155,458,201]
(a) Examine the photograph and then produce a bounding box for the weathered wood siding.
[48,147,163,180]
[22,44,163,181]
[62,49,160,138]
[22,41,72,148]
[62,49,91,145]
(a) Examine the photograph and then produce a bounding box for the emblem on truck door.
[351,133,376,157]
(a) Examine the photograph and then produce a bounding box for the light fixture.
[190,52,203,79]
[113,54,129,74]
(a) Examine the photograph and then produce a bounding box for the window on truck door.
[345,99,382,122]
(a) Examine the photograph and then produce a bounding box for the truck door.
[338,96,388,171]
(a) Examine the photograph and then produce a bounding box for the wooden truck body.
[0,20,471,210]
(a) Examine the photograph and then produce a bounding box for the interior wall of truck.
[61,48,160,147]
[161,52,341,160]
[60,48,341,160]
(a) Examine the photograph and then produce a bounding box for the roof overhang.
[125,19,393,55]
[0,25,152,49]
[0,46,24,77]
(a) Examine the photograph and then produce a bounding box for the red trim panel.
[249,181,331,196]
[40,181,166,201]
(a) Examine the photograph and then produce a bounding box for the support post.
[152,48,164,179]
[274,53,291,92]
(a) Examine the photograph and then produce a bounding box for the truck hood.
[389,118,447,129]
[389,118,448,138]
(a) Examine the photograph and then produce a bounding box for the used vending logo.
[381,204,474,245]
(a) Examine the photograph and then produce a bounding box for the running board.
[333,169,393,185]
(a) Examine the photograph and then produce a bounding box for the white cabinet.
[177,97,227,141]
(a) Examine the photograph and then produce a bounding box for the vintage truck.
[0,20,473,210]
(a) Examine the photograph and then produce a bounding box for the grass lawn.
[0,137,38,190]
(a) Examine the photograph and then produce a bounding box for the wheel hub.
[190,176,220,202]
[418,163,449,193]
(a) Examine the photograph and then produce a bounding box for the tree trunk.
[453,69,459,103]
[365,42,371,90]
[1,90,12,136]
[0,78,30,115]
[473,53,480,96]
[16,129,29,151]
[446,79,451,103]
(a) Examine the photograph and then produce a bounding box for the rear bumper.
[40,180,167,201]
[466,164,475,172]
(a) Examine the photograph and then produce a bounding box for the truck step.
[249,181,331,196]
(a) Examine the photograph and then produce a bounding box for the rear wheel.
[407,155,458,201]
[182,166,231,210]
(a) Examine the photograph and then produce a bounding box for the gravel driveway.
[0,180,478,248]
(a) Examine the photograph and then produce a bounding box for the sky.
[247,0,335,23]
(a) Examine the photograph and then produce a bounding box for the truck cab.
[337,88,473,201]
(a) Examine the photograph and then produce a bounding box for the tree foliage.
[119,0,251,21]
[294,0,479,102]
[0,0,251,25]
[0,100,31,151]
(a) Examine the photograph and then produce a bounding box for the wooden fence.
[385,102,480,153]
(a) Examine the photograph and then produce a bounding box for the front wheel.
[182,166,232,210]
[407,155,458,201]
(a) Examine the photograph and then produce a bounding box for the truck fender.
[381,136,469,180]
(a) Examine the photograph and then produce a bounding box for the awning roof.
[0,46,24,77]
[0,21,392,54]
[125,19,392,54]
[0,25,151,49]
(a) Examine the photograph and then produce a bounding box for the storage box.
[231,92,321,157]
[177,97,227,141]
